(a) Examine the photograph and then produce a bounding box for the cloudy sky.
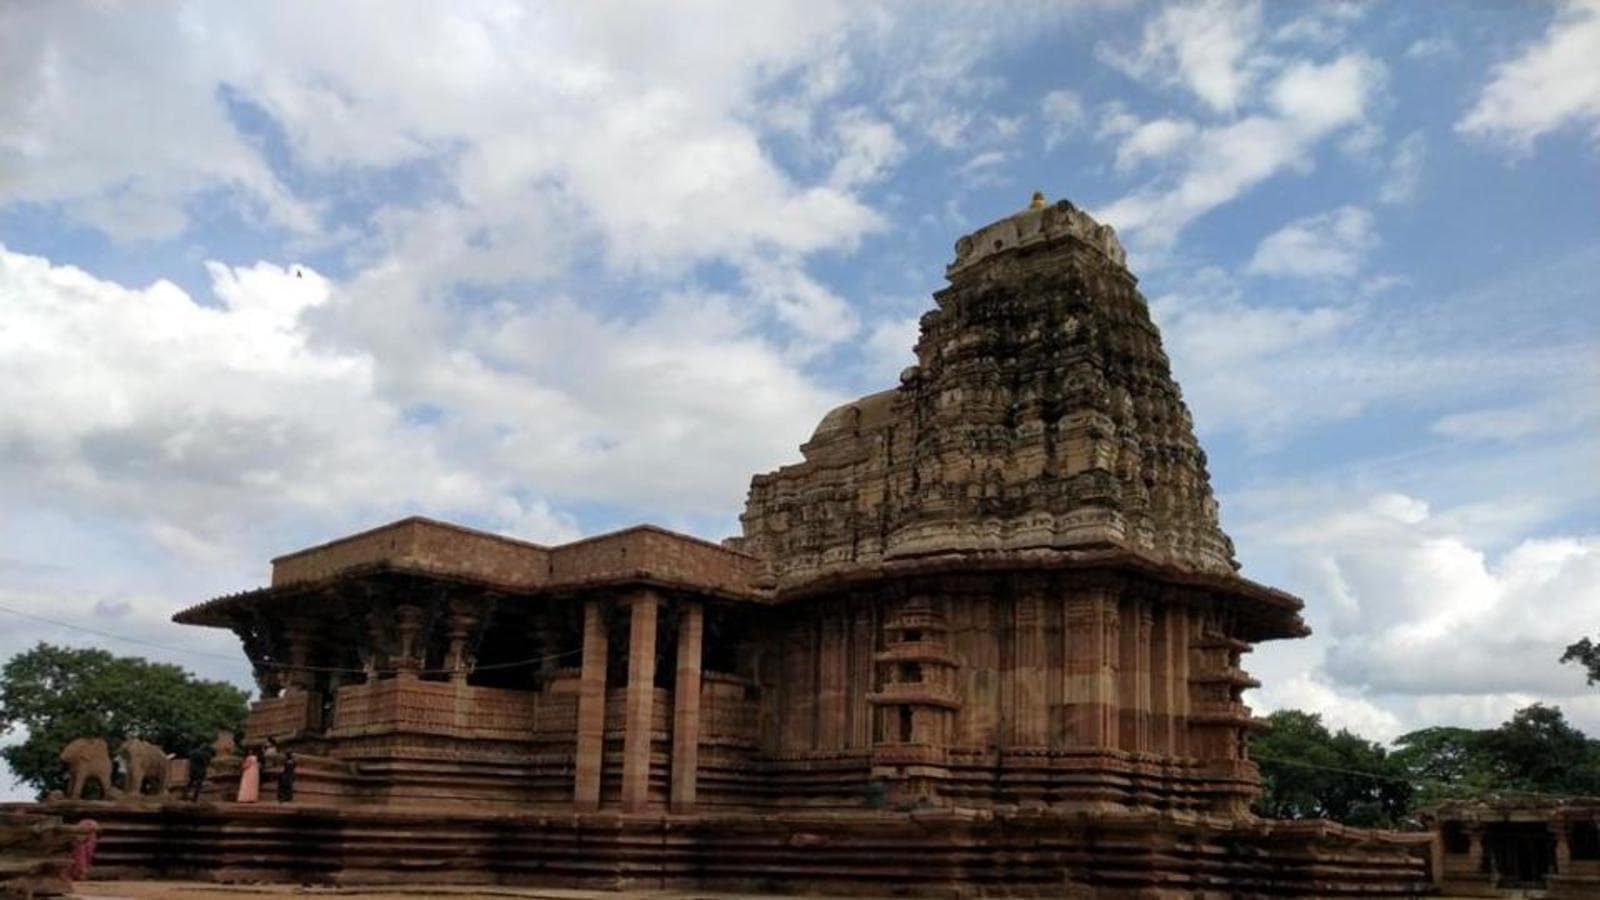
[1,1,1597,790]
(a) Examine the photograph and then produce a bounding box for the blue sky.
[1,1,1597,790]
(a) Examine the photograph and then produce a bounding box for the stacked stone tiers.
[738,199,1248,598]
[39,801,1435,898]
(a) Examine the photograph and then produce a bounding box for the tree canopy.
[1252,704,1600,828]
[1563,637,1600,687]
[0,642,249,798]
[1251,709,1411,827]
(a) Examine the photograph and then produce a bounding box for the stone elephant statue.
[117,738,169,797]
[59,737,112,800]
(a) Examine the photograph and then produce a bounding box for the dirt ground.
[76,883,859,900]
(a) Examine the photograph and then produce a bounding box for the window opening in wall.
[1571,821,1600,860]
[903,629,922,643]
[898,707,914,743]
[898,661,922,683]
[1442,822,1471,855]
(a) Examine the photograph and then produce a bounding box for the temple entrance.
[1484,822,1555,889]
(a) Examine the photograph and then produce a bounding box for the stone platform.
[23,801,1436,898]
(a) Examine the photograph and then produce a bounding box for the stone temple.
[61,196,1439,895]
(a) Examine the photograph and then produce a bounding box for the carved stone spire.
[737,196,1239,590]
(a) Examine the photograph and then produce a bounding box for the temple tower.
[737,194,1307,813]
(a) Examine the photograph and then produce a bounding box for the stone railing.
[602,687,671,735]
[701,673,759,745]
[328,679,538,740]
[243,690,316,743]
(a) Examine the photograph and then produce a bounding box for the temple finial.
[1028,191,1046,210]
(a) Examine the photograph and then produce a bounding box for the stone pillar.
[671,601,704,814]
[1554,820,1572,873]
[1464,823,1486,878]
[444,605,477,686]
[1118,597,1152,753]
[528,618,561,688]
[1172,601,1191,756]
[1013,589,1047,747]
[817,610,847,749]
[621,590,660,813]
[394,605,425,679]
[850,600,876,749]
[1065,582,1117,748]
[1149,603,1173,754]
[285,625,314,691]
[363,613,387,682]
[573,598,609,812]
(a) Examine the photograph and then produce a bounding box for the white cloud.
[1433,392,1600,443]
[1113,118,1199,171]
[1236,475,1600,740]
[1040,89,1085,150]
[1099,53,1384,245]
[1100,0,1264,114]
[1258,494,1600,699]
[0,242,848,564]
[1458,0,1600,154]
[0,6,316,240]
[1247,206,1376,279]
[739,258,861,348]
[1379,131,1425,204]
[862,314,922,384]
[1403,35,1458,62]
[1151,248,1600,446]
[1254,672,1405,742]
[828,109,904,188]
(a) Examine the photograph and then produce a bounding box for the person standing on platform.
[276,751,296,803]
[182,745,214,801]
[236,748,260,803]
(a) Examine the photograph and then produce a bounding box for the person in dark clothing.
[183,745,214,801]
[276,751,296,802]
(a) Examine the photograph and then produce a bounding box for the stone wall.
[270,518,549,588]
[547,526,759,593]
[755,572,1260,813]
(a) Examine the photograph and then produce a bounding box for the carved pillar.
[621,590,660,813]
[393,604,424,679]
[444,604,478,686]
[1554,819,1572,873]
[284,625,314,691]
[850,599,876,749]
[574,598,609,812]
[1172,599,1191,756]
[671,600,704,813]
[817,609,847,749]
[1065,582,1117,748]
[362,613,387,682]
[1118,595,1152,753]
[1013,587,1047,747]
[528,617,561,688]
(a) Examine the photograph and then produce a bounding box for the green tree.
[0,642,250,799]
[1477,703,1600,796]
[1561,637,1600,685]
[1250,709,1412,827]
[1390,726,1494,808]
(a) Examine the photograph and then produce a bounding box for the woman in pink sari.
[67,819,98,881]
[236,750,260,803]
